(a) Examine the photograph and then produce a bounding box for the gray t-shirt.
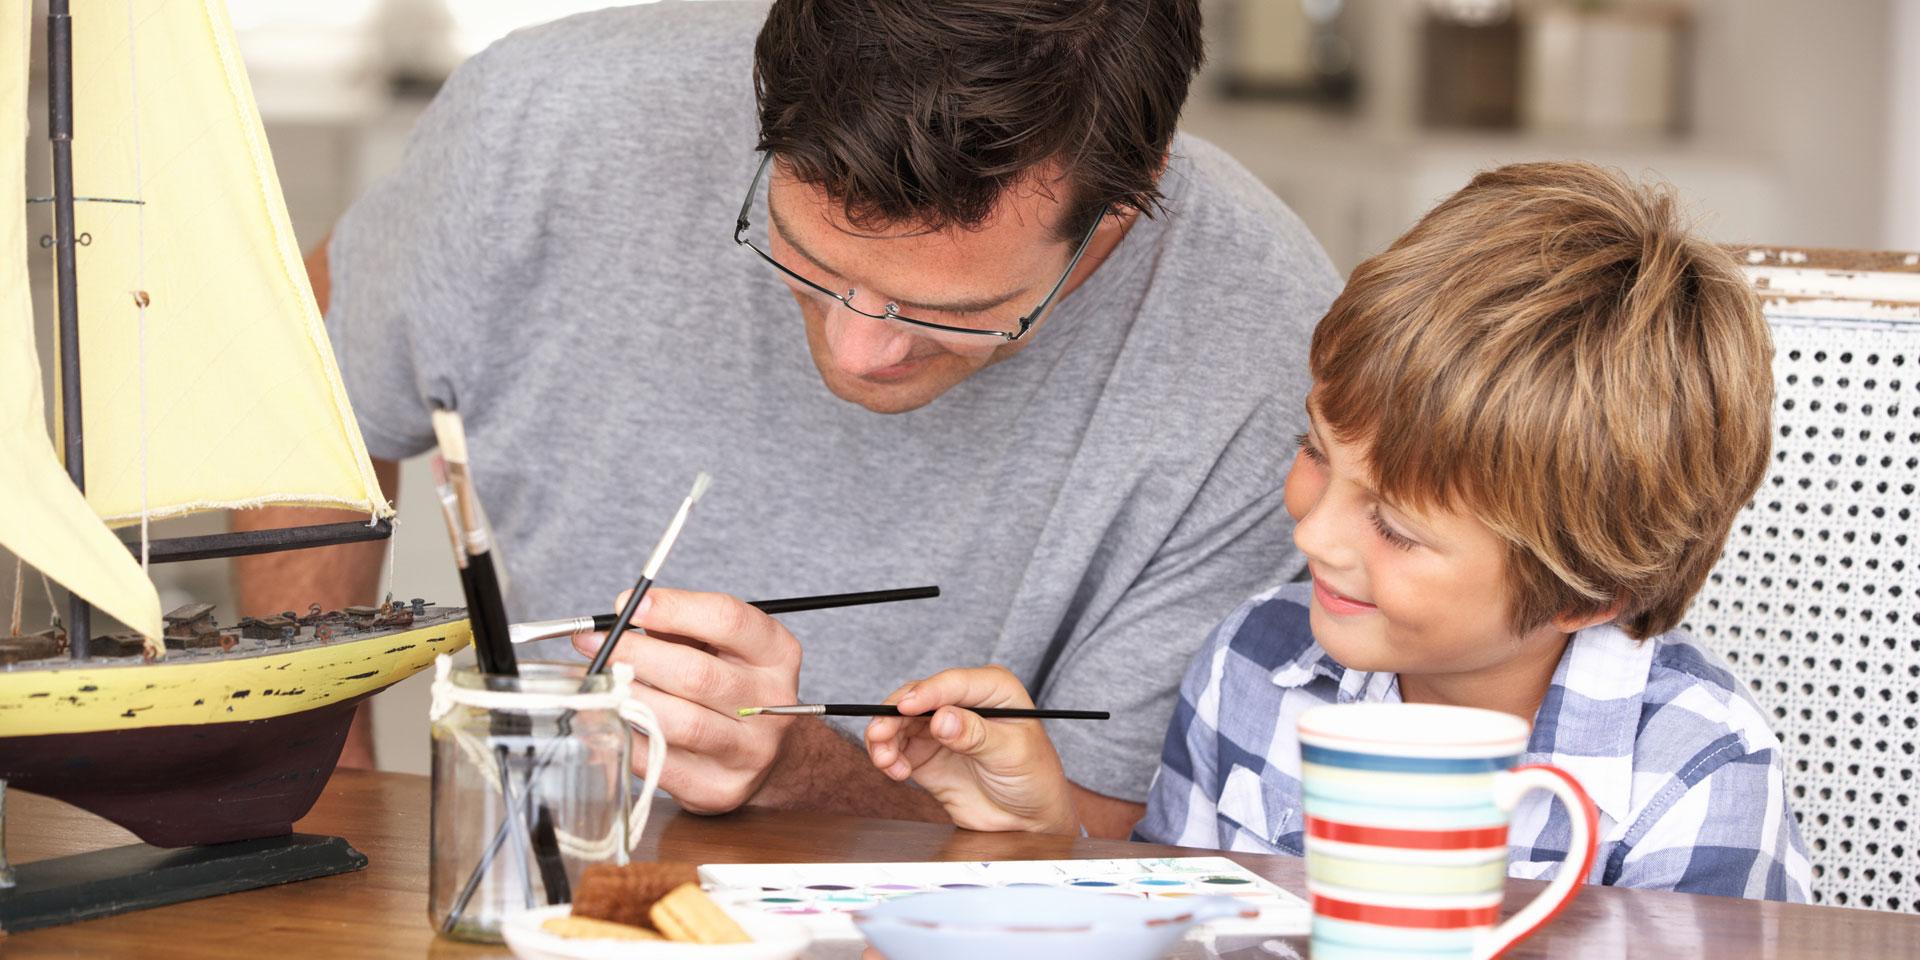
[326,1,1339,802]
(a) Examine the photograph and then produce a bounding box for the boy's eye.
[1294,432,1327,465]
[1369,508,1418,551]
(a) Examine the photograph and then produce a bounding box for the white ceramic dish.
[501,904,812,960]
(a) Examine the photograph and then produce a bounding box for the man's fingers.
[625,587,790,667]
[610,634,759,707]
[623,684,742,758]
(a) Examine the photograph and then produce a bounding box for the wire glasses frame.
[733,152,1108,343]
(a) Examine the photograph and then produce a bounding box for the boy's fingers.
[930,705,991,756]
[895,667,1033,715]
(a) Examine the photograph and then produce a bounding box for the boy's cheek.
[1281,459,1319,523]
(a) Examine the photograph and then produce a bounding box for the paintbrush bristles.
[430,408,469,465]
[430,411,489,555]
[642,473,712,579]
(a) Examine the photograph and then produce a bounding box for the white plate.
[501,904,813,960]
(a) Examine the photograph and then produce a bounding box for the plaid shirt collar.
[1266,623,1653,823]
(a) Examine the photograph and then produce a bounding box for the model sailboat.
[0,0,469,874]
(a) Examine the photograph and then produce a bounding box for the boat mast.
[45,0,90,660]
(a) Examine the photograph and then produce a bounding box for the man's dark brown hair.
[754,0,1204,242]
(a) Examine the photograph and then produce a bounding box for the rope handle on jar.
[430,654,667,852]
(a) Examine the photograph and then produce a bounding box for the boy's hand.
[862,666,1080,835]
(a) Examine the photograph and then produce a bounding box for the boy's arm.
[862,667,1080,835]
[1131,629,1231,846]
[1605,746,1812,902]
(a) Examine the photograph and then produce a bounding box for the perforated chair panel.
[1684,305,1919,913]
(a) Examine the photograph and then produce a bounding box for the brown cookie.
[570,861,702,930]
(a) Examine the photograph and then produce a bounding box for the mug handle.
[619,695,668,851]
[1472,764,1599,960]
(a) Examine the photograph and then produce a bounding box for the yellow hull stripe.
[0,619,471,736]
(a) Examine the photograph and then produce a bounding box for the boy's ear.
[1549,597,1626,634]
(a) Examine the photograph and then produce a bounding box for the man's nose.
[823,300,917,373]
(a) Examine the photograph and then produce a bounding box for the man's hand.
[572,587,802,814]
[862,667,1080,835]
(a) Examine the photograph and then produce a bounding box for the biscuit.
[571,861,702,929]
[649,883,752,945]
[541,915,663,941]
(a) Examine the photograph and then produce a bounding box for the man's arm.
[230,236,398,769]
[758,719,1144,835]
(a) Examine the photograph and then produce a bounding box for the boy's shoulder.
[1206,581,1327,677]
[1540,622,1787,829]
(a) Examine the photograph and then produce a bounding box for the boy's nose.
[1290,489,1355,571]
[823,302,918,376]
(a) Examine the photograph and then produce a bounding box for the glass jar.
[427,657,664,941]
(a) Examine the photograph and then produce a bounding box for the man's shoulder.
[482,2,764,73]
[1155,133,1341,310]
[456,2,761,130]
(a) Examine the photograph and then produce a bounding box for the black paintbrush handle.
[586,585,941,632]
[824,704,1110,720]
[465,550,517,677]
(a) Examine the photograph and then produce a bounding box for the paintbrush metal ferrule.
[737,705,826,717]
[508,616,596,647]
[432,480,470,571]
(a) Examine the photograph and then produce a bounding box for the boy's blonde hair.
[1311,162,1773,639]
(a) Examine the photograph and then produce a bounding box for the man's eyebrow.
[767,196,1031,316]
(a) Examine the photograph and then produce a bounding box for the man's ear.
[1550,597,1626,634]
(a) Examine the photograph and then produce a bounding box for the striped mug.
[1297,702,1597,960]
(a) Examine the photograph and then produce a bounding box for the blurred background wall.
[11,0,1918,775]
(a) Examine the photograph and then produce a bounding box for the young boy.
[862,162,1812,901]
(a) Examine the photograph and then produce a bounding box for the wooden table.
[4,770,1916,957]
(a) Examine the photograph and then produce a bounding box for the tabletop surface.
[4,769,1918,958]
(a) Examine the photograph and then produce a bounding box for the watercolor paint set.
[697,856,1310,942]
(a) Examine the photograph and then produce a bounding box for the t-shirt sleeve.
[1036,397,1303,803]
[324,49,518,460]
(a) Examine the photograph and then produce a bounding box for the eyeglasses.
[733,152,1107,343]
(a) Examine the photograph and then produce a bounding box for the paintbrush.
[739,704,1109,720]
[429,408,570,906]
[431,409,514,678]
[505,585,940,646]
[583,472,711,678]
[446,470,713,928]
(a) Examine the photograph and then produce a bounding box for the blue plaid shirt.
[1135,582,1812,902]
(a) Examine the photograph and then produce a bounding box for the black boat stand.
[0,780,368,934]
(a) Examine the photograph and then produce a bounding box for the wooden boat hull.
[0,696,366,846]
[0,612,470,847]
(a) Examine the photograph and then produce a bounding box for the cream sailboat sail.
[62,0,391,525]
[0,0,469,860]
[0,0,159,642]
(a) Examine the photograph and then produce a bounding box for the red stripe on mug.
[1307,816,1508,851]
[1312,894,1501,929]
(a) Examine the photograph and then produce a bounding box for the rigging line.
[124,0,150,574]
[39,572,60,628]
[384,517,397,604]
[9,557,22,637]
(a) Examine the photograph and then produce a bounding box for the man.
[235,0,1338,838]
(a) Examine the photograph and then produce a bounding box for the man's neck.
[1396,630,1573,725]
